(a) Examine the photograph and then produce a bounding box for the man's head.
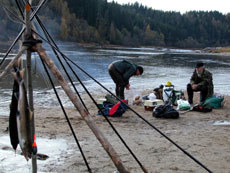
[196,62,204,74]
[136,66,143,75]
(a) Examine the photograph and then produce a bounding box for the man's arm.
[190,70,197,85]
[197,70,213,86]
[122,66,136,84]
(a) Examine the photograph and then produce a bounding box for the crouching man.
[108,60,143,100]
[187,62,214,104]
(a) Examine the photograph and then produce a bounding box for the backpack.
[98,100,128,117]
[192,104,212,113]
[153,104,179,119]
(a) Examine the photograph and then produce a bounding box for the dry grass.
[210,46,230,53]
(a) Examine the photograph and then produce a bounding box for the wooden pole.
[0,46,27,80]
[33,43,129,173]
[24,3,37,173]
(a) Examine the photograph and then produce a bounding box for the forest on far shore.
[1,0,230,48]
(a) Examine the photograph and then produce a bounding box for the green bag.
[105,94,119,105]
[203,96,224,109]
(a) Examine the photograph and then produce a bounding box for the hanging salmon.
[12,69,34,160]
[9,66,20,150]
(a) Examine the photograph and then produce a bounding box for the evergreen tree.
[1,0,230,48]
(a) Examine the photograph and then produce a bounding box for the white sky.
[108,0,230,14]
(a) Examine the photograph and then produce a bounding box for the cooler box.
[144,99,164,111]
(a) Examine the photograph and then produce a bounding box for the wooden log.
[34,43,129,173]
[0,46,27,80]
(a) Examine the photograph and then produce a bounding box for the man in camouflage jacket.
[187,62,213,104]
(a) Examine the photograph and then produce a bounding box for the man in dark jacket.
[187,62,213,104]
[108,60,143,99]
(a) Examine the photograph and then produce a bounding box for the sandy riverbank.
[0,91,230,172]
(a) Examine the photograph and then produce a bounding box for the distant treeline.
[1,0,230,48]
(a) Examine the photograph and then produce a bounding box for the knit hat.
[137,66,143,75]
[196,62,204,68]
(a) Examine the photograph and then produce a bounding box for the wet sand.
[0,92,230,172]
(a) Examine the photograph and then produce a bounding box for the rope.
[35,54,51,89]
[40,56,92,173]
[21,0,88,111]
[2,5,22,24]
[2,4,24,24]
[0,0,47,68]
[15,0,24,20]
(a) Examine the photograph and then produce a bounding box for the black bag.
[153,104,179,119]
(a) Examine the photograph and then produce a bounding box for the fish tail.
[22,150,29,161]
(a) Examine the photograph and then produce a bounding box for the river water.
[0,42,230,116]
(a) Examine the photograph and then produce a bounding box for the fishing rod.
[36,21,88,112]
[40,57,92,173]
[65,59,213,173]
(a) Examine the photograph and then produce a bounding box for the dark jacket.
[112,60,137,85]
[190,68,214,97]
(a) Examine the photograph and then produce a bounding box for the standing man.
[108,60,143,99]
[187,62,213,104]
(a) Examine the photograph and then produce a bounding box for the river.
[0,42,230,116]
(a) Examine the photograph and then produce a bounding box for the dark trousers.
[108,65,125,99]
[187,83,208,104]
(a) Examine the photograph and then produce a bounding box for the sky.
[108,0,230,14]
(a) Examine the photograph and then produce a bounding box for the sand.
[0,92,229,173]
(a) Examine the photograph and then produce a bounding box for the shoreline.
[2,40,230,57]
[77,42,230,56]
[77,43,230,59]
[0,92,230,172]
